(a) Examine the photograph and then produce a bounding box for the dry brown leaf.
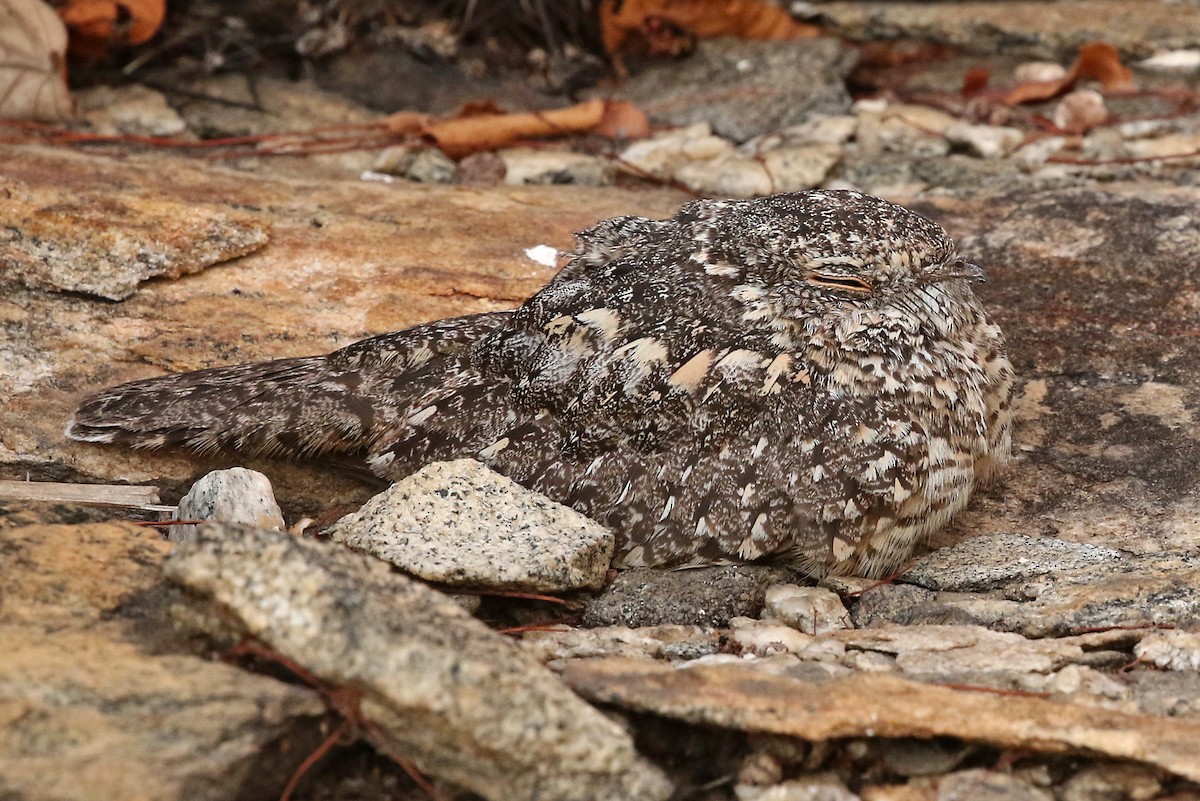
[424,99,607,159]
[1004,41,1134,106]
[601,0,821,64]
[55,0,164,58]
[1004,78,1065,106]
[593,100,650,140]
[961,66,989,98]
[0,0,73,121]
[1073,42,1134,90]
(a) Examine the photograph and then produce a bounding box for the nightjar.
[67,190,1013,578]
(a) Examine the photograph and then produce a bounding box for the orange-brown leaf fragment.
[961,67,989,98]
[1004,41,1134,106]
[601,0,821,62]
[1004,78,1067,106]
[593,100,650,140]
[123,0,162,43]
[55,0,164,57]
[424,99,607,159]
[1073,42,1133,90]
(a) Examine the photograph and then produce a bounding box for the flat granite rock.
[561,658,1200,783]
[164,524,673,801]
[856,552,1200,638]
[0,177,267,301]
[907,184,1200,563]
[328,459,615,592]
[902,533,1125,592]
[0,522,323,801]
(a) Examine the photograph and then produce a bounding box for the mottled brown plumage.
[67,190,1013,577]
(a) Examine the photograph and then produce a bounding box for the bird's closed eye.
[808,273,873,293]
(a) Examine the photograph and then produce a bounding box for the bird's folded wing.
[67,312,514,463]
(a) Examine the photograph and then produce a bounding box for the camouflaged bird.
[67,190,1013,578]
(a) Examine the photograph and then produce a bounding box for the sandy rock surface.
[0,522,323,801]
[5,11,1200,796]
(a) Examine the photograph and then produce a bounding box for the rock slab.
[0,522,323,801]
[0,177,267,301]
[164,525,672,801]
[902,533,1124,592]
[857,552,1200,637]
[562,658,1200,783]
[329,459,615,592]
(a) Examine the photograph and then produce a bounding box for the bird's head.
[676,190,984,319]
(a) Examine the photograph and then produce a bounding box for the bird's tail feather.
[66,312,512,462]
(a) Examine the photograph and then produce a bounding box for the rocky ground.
[3,2,1200,800]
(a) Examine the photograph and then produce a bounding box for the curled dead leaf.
[1004,41,1134,106]
[385,99,641,159]
[55,0,164,58]
[601,0,821,70]
[0,0,73,121]
[1073,42,1134,90]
